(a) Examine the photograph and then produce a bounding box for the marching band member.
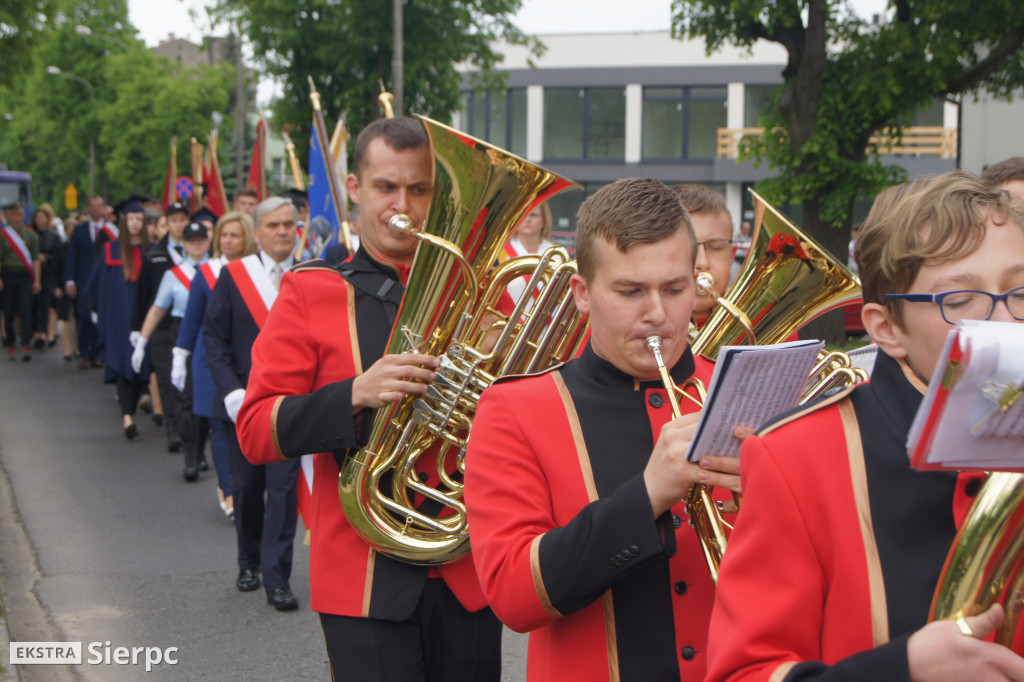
[464,178,743,680]
[133,222,211,479]
[672,184,735,331]
[172,211,257,516]
[203,197,302,611]
[81,200,150,438]
[236,118,502,679]
[705,171,1024,682]
[498,202,556,304]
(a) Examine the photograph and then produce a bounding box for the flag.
[204,130,229,217]
[190,138,204,214]
[162,137,178,210]
[306,78,351,255]
[246,119,267,201]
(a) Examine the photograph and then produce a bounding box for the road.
[0,349,526,680]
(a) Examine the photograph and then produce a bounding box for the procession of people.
[2,105,1024,682]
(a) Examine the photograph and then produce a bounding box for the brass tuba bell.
[338,116,584,566]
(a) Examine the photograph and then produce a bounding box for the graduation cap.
[114,195,149,217]
[282,188,309,209]
[166,201,189,217]
[1,200,24,210]
[190,206,219,225]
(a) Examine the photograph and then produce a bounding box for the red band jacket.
[465,343,733,681]
[705,352,995,682]
[236,248,487,619]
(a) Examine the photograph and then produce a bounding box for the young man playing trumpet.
[705,170,1024,682]
[465,178,743,680]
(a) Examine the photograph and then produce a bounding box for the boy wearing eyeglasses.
[705,170,1024,682]
[672,184,735,329]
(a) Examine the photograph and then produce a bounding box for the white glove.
[224,388,246,424]
[171,347,191,392]
[90,311,99,325]
[131,337,148,374]
[129,331,141,348]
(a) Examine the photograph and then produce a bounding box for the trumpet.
[645,335,730,581]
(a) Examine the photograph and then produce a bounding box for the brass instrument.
[930,472,1024,645]
[652,189,867,581]
[338,116,584,565]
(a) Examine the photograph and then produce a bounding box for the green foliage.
[0,0,238,211]
[0,0,56,89]
[209,0,540,153]
[672,0,1024,232]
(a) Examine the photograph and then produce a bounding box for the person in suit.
[203,196,302,611]
[235,118,504,680]
[64,195,115,368]
[132,201,189,452]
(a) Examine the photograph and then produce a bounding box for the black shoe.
[236,568,261,592]
[22,353,31,362]
[267,587,298,611]
[124,423,139,440]
[182,466,198,482]
[63,355,72,362]
[167,436,181,453]
[152,413,163,426]
[197,458,209,472]
[33,339,45,351]
[138,394,153,414]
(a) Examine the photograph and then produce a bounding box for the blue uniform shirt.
[153,258,207,318]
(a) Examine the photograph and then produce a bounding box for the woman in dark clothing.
[30,209,62,350]
[82,201,150,439]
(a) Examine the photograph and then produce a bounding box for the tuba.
[654,189,867,581]
[338,116,585,566]
[930,472,1024,645]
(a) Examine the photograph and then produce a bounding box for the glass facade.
[744,85,776,127]
[642,86,727,160]
[459,89,527,157]
[544,88,625,160]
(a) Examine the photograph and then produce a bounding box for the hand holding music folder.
[908,320,1024,472]
[687,340,824,462]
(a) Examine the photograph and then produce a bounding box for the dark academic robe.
[83,241,150,383]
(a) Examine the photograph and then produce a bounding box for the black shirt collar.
[869,351,927,435]
[576,340,697,391]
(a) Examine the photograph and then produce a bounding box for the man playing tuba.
[236,118,502,681]
[465,178,744,680]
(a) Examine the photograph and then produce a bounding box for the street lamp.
[74,25,129,51]
[46,66,96,197]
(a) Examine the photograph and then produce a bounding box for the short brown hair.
[353,117,429,178]
[856,170,1023,326]
[672,183,730,219]
[980,157,1024,188]
[575,178,695,282]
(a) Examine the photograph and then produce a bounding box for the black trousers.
[33,274,55,334]
[224,421,300,592]
[319,579,502,682]
[75,294,99,360]
[115,374,146,416]
[150,320,179,437]
[2,269,33,348]
[174,357,208,466]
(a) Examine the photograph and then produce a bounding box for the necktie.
[174,244,184,256]
[271,263,282,290]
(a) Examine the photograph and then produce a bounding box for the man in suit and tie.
[204,196,302,611]
[65,195,116,368]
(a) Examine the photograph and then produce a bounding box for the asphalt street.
[0,346,526,680]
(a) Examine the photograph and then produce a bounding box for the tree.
[0,0,56,89]
[209,0,540,155]
[672,0,1024,340]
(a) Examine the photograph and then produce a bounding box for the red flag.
[246,119,267,201]
[204,131,229,217]
[162,136,178,210]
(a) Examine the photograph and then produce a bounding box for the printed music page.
[908,320,1024,471]
[687,340,824,462]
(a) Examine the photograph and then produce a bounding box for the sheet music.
[687,340,824,461]
[908,320,1024,471]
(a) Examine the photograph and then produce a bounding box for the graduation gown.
[465,343,731,681]
[83,241,150,383]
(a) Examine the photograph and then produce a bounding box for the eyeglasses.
[883,286,1024,325]
[696,238,733,255]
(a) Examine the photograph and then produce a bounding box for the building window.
[642,86,726,160]
[744,85,776,127]
[544,87,625,160]
[459,89,527,157]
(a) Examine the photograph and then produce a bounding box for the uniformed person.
[464,178,743,680]
[0,201,41,361]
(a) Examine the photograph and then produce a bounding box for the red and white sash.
[167,240,185,267]
[198,257,224,290]
[99,221,119,243]
[1,225,33,271]
[226,253,278,330]
[169,261,197,291]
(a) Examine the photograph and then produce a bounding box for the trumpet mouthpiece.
[696,272,715,296]
[645,335,663,352]
[389,214,414,237]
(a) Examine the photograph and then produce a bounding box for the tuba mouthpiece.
[389,214,415,237]
[696,272,716,296]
